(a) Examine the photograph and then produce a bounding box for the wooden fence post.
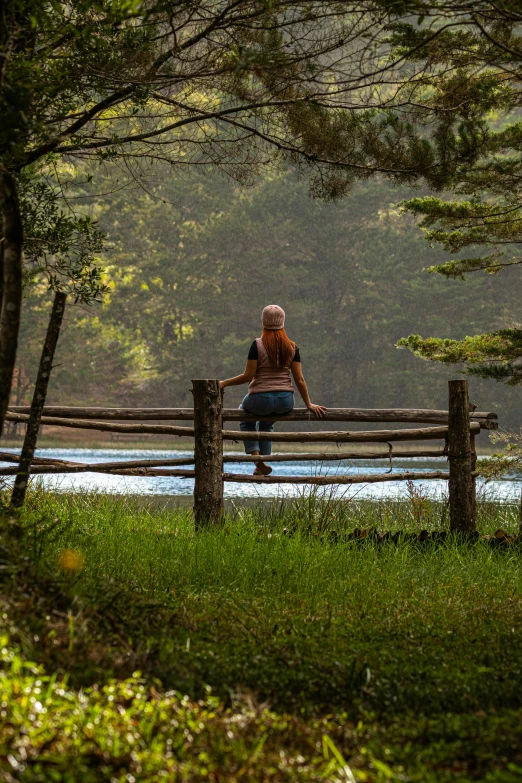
[469,399,478,523]
[470,431,477,524]
[448,379,476,533]
[192,379,223,529]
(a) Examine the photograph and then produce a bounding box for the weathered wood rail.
[8,405,498,428]
[3,379,496,533]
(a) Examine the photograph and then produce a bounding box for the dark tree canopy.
[1,0,441,184]
[0,0,446,435]
[362,1,522,386]
[4,0,522,439]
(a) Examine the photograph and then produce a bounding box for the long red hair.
[261,328,296,369]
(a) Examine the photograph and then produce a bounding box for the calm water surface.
[2,448,521,500]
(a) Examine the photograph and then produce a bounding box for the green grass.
[0,640,356,782]
[2,489,522,781]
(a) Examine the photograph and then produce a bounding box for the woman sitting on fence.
[219,305,326,475]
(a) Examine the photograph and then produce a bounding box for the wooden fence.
[3,379,497,532]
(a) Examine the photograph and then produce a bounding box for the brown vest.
[248,338,295,394]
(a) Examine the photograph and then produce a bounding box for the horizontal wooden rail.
[223,424,480,443]
[0,447,449,477]
[7,406,498,429]
[233,409,495,428]
[0,448,446,469]
[4,413,480,443]
[0,448,449,479]
[0,451,189,467]
[6,412,194,437]
[0,465,450,483]
[0,452,196,473]
[0,451,73,466]
[221,471,450,484]
[0,465,192,477]
[223,448,447,461]
[0,465,197,477]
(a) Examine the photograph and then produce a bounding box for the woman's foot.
[254,461,272,476]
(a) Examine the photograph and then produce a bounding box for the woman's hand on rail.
[307,403,327,417]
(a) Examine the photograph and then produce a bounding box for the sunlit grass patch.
[2,489,522,780]
[9,489,522,715]
[0,637,357,782]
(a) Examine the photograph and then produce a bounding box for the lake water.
[1,448,521,500]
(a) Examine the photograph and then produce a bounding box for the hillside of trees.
[12,166,521,427]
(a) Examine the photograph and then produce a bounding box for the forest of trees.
[4,1,522,449]
[12,164,521,426]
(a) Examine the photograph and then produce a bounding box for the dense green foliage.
[1,0,449,445]
[5,2,522,426]
[2,491,522,780]
[0,644,349,782]
[13,168,521,426]
[5,1,522,443]
[398,329,522,385]
[1,1,431,178]
[375,3,522,388]
[18,172,106,302]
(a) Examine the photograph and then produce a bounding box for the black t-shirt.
[248,340,301,362]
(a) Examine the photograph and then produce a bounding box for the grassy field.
[2,489,522,781]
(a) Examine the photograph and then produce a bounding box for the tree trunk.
[12,365,22,436]
[4,366,22,437]
[0,164,23,438]
[192,379,223,529]
[470,431,477,524]
[0,233,4,312]
[10,291,66,509]
[14,365,22,405]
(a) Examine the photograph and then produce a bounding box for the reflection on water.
[1,448,521,500]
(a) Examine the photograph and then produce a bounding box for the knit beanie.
[262,304,285,330]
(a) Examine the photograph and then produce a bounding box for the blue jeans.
[240,391,294,455]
